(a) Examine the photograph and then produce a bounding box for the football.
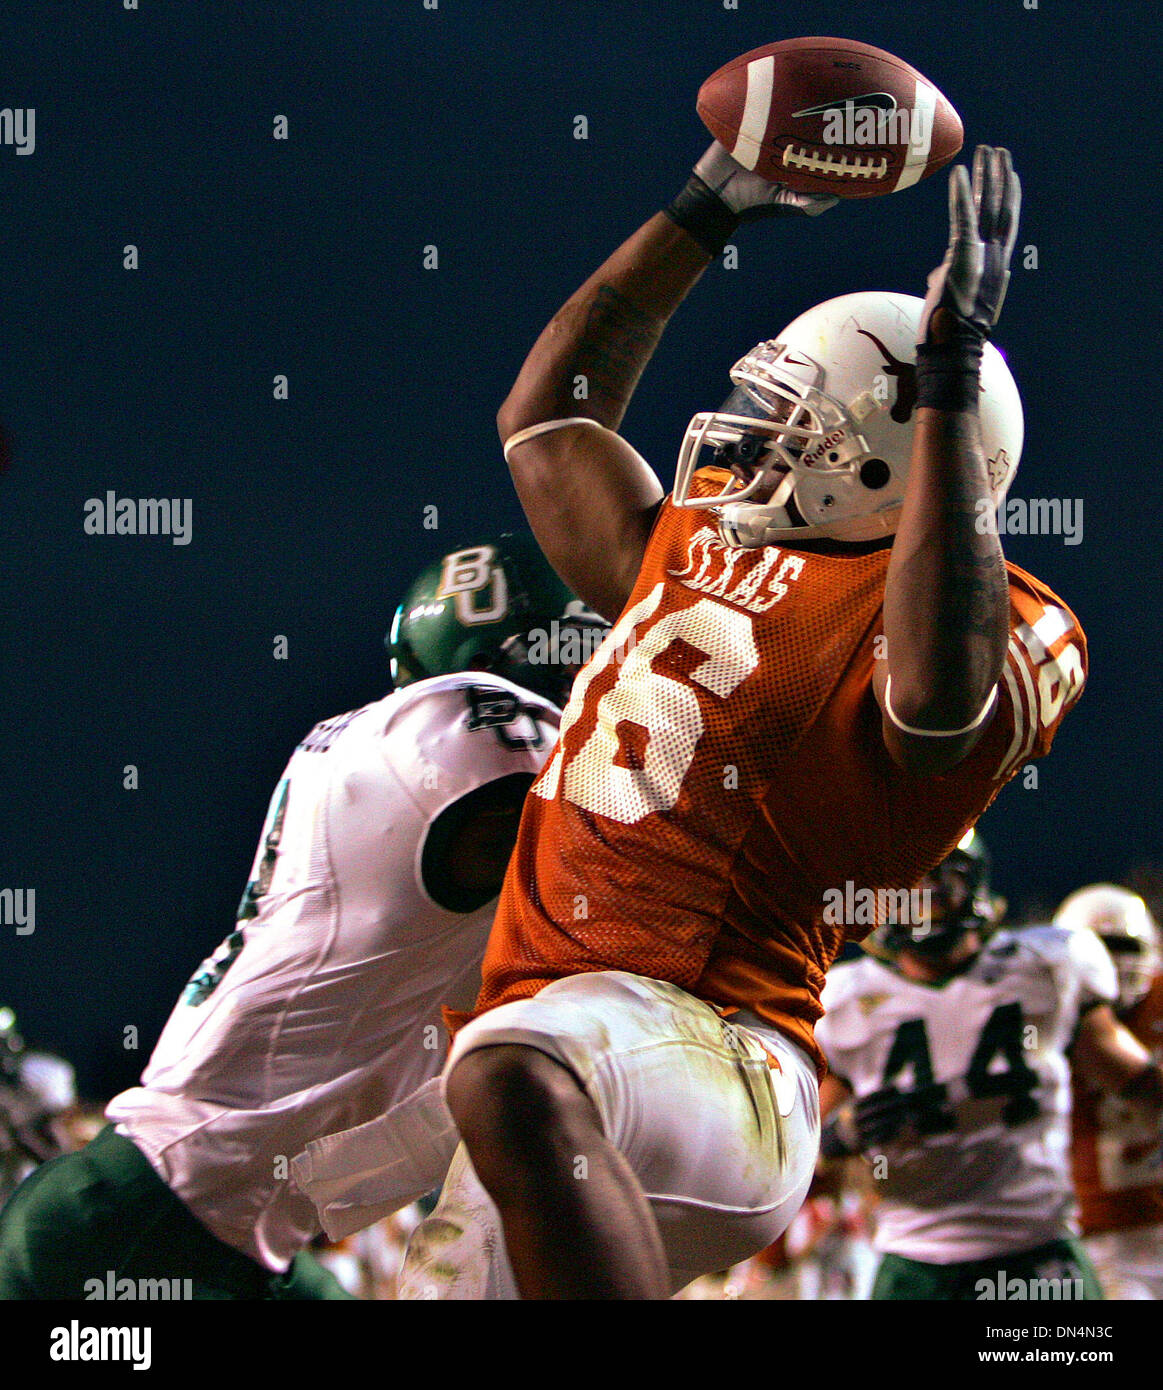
[697,37,963,197]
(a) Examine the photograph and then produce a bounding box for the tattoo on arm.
[568,285,664,424]
[945,544,1009,640]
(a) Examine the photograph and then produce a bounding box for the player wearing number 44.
[0,536,602,1299]
[393,139,1089,1300]
[815,834,1163,1300]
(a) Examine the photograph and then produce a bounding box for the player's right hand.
[693,140,839,220]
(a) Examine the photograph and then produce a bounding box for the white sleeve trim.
[502,417,613,463]
[884,676,999,738]
[997,640,1038,779]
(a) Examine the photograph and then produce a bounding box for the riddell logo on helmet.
[801,429,847,468]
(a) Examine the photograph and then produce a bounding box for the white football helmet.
[1054,884,1161,1013]
[672,291,1024,546]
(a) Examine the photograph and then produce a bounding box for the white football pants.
[399,970,820,1298]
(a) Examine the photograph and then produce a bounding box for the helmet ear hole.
[860,458,892,490]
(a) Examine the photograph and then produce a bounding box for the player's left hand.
[820,1084,914,1157]
[918,144,1021,344]
[693,140,839,219]
[850,1084,916,1145]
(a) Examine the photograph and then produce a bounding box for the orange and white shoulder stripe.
[996,604,1085,780]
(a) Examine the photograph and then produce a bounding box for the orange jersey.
[1071,974,1163,1234]
[467,470,1087,1074]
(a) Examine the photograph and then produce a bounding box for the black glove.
[820,1081,954,1158]
[820,1085,914,1158]
[665,141,838,256]
[915,145,1021,414]
[919,144,1021,346]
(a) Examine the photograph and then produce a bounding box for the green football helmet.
[386,536,608,707]
[867,828,1001,961]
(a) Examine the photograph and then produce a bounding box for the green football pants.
[0,1125,354,1300]
[872,1236,1104,1301]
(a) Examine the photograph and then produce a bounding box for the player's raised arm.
[499,143,836,620]
[876,146,1021,776]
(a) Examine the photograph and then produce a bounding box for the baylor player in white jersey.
[815,831,1163,1300]
[0,536,602,1299]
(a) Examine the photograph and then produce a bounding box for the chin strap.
[717,465,800,547]
[502,417,613,464]
[884,676,998,738]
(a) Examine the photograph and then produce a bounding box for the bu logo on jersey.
[464,686,547,750]
[669,525,805,614]
[298,707,368,754]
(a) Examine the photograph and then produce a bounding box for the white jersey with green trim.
[107,673,559,1271]
[816,924,1116,1263]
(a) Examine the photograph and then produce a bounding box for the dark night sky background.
[0,1,1159,1102]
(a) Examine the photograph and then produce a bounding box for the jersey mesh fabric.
[1072,973,1163,1234]
[464,470,1087,1075]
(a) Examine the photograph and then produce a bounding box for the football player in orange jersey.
[401,141,1088,1299]
[1060,886,1163,1298]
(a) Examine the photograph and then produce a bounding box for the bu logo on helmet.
[438,546,509,625]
